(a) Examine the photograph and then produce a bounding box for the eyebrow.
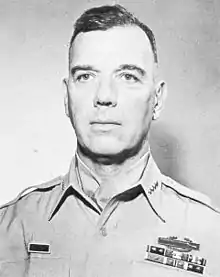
[70,65,100,76]
[70,64,147,77]
[116,64,146,77]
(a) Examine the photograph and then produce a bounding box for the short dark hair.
[69,4,158,63]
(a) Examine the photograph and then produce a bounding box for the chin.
[78,133,146,165]
[78,136,128,164]
[91,147,121,156]
[90,139,124,155]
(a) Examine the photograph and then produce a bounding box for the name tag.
[28,243,50,254]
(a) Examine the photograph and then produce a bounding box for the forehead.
[69,26,154,71]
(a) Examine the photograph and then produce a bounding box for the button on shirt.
[0,153,220,277]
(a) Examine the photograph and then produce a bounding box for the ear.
[63,78,69,117]
[152,81,167,120]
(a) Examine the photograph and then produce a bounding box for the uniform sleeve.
[0,204,28,276]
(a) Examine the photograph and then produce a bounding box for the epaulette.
[161,175,220,213]
[0,176,63,210]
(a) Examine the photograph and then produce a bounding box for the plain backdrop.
[0,0,220,205]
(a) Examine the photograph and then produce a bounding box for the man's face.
[66,26,161,156]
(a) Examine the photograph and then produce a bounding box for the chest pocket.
[27,252,89,277]
[0,261,27,277]
[27,256,70,277]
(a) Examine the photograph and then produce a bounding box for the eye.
[120,73,140,83]
[75,73,94,83]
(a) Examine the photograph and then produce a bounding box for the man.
[0,4,220,277]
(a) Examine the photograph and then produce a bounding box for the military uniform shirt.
[0,153,220,277]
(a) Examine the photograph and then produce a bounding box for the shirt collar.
[74,150,151,200]
[49,151,165,222]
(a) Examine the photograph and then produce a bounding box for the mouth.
[90,121,121,132]
[91,120,121,125]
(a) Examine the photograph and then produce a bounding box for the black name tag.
[28,243,50,254]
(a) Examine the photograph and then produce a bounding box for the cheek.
[140,94,154,121]
[123,96,153,128]
[68,97,91,136]
[68,93,91,121]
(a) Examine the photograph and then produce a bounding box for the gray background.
[0,0,220,205]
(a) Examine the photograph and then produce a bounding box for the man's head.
[64,4,166,164]
[68,5,158,65]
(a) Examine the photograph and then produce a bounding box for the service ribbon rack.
[145,237,206,275]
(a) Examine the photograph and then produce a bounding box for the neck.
[76,139,150,182]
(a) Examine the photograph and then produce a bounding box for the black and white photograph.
[0,0,220,276]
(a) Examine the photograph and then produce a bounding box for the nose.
[93,78,117,108]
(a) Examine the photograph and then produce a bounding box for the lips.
[91,121,121,125]
[90,120,121,132]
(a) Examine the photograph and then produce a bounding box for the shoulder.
[161,174,219,213]
[159,175,220,248]
[159,176,220,276]
[0,177,64,244]
[0,175,64,213]
[158,174,220,234]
